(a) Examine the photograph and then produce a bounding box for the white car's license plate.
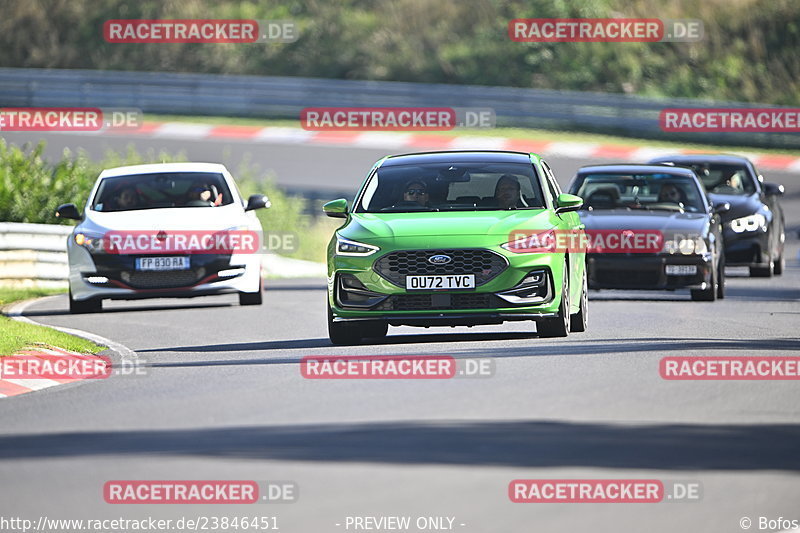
[135,256,190,271]
[665,264,697,275]
[406,274,475,290]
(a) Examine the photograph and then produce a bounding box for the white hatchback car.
[56,162,270,313]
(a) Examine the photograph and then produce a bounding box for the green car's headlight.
[729,214,766,233]
[336,235,380,256]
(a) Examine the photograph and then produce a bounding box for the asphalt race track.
[1,132,799,532]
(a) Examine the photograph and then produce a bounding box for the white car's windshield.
[92,172,233,212]
[356,162,545,213]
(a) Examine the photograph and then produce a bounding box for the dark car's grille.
[375,292,502,311]
[127,270,200,289]
[374,249,507,287]
[595,269,660,287]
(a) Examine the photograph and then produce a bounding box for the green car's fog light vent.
[496,269,552,305]
[336,274,389,308]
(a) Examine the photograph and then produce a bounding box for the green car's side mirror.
[555,193,583,213]
[323,198,349,218]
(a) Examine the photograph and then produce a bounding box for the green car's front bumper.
[328,239,567,327]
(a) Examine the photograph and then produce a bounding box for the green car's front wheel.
[570,267,588,333]
[328,303,388,345]
[537,260,571,338]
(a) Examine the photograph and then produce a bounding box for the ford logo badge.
[429,254,452,265]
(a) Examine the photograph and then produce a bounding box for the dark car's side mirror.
[713,202,731,214]
[555,193,583,213]
[323,198,349,218]
[55,203,82,220]
[763,182,785,196]
[245,194,271,211]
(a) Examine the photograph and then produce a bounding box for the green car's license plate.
[406,274,475,290]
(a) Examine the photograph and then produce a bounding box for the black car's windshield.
[572,173,706,213]
[356,162,545,213]
[92,172,234,212]
[676,163,757,196]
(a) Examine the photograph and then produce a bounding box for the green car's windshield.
[572,173,706,213]
[355,162,546,213]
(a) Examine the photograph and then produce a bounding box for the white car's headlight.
[662,237,707,255]
[729,214,766,233]
[74,232,106,254]
[336,236,379,256]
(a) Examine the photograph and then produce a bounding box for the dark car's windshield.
[672,163,757,196]
[355,162,545,213]
[92,172,234,212]
[571,173,706,213]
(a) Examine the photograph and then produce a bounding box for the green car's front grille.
[373,248,508,287]
[375,292,504,311]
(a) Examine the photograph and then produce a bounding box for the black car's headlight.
[336,235,380,256]
[729,214,766,233]
[662,236,708,255]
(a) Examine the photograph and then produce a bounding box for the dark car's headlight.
[336,235,380,256]
[74,232,107,254]
[662,236,708,255]
[729,214,766,233]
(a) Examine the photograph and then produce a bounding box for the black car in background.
[648,154,785,277]
[568,164,726,301]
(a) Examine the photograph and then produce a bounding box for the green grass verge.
[0,287,105,357]
[145,114,800,157]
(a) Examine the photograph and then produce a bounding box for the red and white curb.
[0,347,109,398]
[82,121,800,173]
[1,297,137,399]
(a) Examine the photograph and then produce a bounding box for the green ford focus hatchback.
[324,151,587,344]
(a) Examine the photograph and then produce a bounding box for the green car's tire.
[362,321,389,339]
[538,260,570,338]
[570,267,588,333]
[328,302,362,345]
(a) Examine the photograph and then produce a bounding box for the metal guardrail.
[0,67,797,149]
[0,222,71,288]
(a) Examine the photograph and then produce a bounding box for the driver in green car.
[400,180,430,207]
